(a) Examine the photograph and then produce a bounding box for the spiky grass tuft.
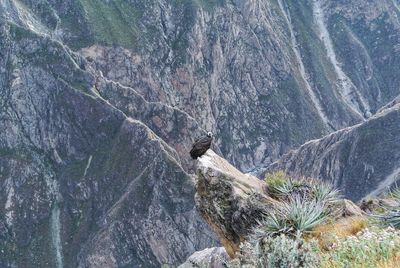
[379,187,400,229]
[265,172,341,205]
[311,181,341,205]
[389,187,400,200]
[253,197,329,238]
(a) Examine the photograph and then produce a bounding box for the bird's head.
[207,132,213,138]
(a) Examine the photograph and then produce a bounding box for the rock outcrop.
[195,150,275,258]
[336,199,365,218]
[178,247,229,268]
[269,104,400,201]
[193,149,366,265]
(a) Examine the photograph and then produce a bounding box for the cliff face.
[0,21,217,267]
[1,0,400,267]
[5,0,400,170]
[269,104,400,202]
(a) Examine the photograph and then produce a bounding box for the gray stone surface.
[178,247,229,268]
[195,150,274,258]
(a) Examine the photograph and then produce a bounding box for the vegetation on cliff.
[227,172,400,268]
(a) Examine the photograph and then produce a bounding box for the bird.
[190,132,213,159]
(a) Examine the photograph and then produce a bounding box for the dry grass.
[309,216,368,250]
[378,253,400,268]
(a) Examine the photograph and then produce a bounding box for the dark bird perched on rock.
[190,132,213,159]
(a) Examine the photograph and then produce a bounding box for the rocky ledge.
[194,150,277,258]
[192,150,365,265]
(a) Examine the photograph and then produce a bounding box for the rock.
[359,198,400,213]
[178,247,229,268]
[10,0,400,172]
[195,150,275,258]
[336,199,365,218]
[359,199,381,213]
[379,199,400,208]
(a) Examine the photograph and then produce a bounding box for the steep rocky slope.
[1,0,400,267]
[269,104,400,202]
[77,0,400,170]
[0,21,217,267]
[4,0,400,170]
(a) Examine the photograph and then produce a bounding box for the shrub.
[320,227,400,268]
[254,197,329,237]
[229,235,321,268]
[311,181,341,205]
[389,187,400,200]
[260,235,320,268]
[257,175,340,237]
[228,176,400,268]
[265,171,290,197]
[265,172,340,206]
[378,187,400,229]
[383,212,400,229]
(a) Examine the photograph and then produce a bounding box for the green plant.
[229,235,321,268]
[265,172,310,199]
[265,172,340,206]
[384,213,400,229]
[265,171,289,194]
[310,181,340,205]
[261,235,320,268]
[378,187,400,229]
[254,197,329,237]
[390,187,400,200]
[320,228,400,268]
[229,179,400,268]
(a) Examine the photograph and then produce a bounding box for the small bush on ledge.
[378,187,400,229]
[229,234,320,268]
[264,171,340,205]
[253,197,329,237]
[262,172,341,237]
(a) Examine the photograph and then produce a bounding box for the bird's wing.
[192,142,203,150]
[193,137,211,149]
[193,136,204,144]
[194,135,206,143]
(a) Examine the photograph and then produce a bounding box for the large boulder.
[195,150,275,258]
[335,199,365,218]
[178,247,229,268]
